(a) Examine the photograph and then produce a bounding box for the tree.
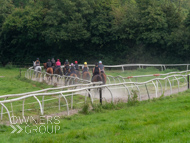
[0,0,14,66]
[1,3,46,64]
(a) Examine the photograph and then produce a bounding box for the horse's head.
[33,61,36,67]
[43,63,47,69]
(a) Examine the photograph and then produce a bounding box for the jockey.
[98,61,104,73]
[70,63,76,74]
[35,58,40,67]
[93,63,101,76]
[46,59,52,68]
[56,59,61,67]
[82,62,89,73]
[64,59,70,75]
[33,58,42,72]
[51,58,55,66]
[64,59,69,66]
[74,61,79,70]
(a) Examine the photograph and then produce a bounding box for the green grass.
[1,67,190,142]
[0,90,190,142]
[105,67,183,83]
[0,68,53,95]
[105,67,178,76]
[0,68,94,121]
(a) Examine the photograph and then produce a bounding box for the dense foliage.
[1,0,190,66]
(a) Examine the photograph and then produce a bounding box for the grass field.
[0,90,190,142]
[0,68,53,95]
[0,68,89,121]
[105,67,178,77]
[0,67,190,142]
[105,67,183,83]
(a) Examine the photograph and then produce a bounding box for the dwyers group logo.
[10,116,60,134]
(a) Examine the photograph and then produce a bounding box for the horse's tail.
[63,67,66,75]
[37,66,41,71]
[59,67,62,76]
[97,75,101,81]
[76,70,81,78]
[86,72,90,80]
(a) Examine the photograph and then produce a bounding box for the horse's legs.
[52,67,55,74]
[37,67,41,78]
[59,67,62,76]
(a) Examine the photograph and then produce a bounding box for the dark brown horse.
[53,67,62,83]
[54,67,63,76]
[82,71,91,81]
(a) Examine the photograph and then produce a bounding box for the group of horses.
[33,62,106,84]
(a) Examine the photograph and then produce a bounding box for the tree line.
[1,0,190,66]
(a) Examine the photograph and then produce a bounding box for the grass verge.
[0,90,190,142]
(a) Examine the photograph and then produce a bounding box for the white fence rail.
[1,72,190,124]
[78,63,190,72]
[31,63,190,73]
[107,70,190,83]
[26,65,190,86]
[25,67,91,86]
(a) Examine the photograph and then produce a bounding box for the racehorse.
[82,71,91,81]
[43,63,53,82]
[33,61,42,78]
[54,67,63,76]
[53,66,63,83]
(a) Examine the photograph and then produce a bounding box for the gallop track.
[0,65,190,124]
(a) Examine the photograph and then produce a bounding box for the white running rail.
[1,73,189,124]
[107,70,190,84]
[25,67,92,86]
[79,63,190,72]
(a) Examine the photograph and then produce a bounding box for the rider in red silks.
[55,59,61,72]
[56,59,61,67]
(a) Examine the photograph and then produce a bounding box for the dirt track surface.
[31,76,189,103]
[29,76,189,118]
[45,86,188,118]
